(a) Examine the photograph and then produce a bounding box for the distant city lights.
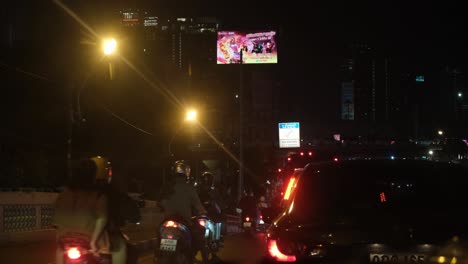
[415,75,425,82]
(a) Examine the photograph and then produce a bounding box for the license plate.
[243,222,252,227]
[160,238,177,252]
[370,253,426,263]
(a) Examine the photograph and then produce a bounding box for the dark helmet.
[172,160,191,178]
[201,171,214,187]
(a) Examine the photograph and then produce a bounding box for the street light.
[169,109,198,157]
[67,37,119,179]
[103,38,117,55]
[458,92,463,98]
[438,130,444,136]
[102,38,117,80]
[186,109,197,122]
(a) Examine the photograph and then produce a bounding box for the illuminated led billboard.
[217,31,278,64]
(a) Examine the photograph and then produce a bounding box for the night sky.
[1,0,467,189]
[4,0,468,131]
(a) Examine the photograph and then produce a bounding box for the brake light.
[260,215,263,219]
[287,157,291,162]
[300,152,304,156]
[283,177,296,200]
[308,151,313,156]
[380,192,387,203]
[246,217,250,222]
[333,157,339,162]
[267,239,296,262]
[164,221,178,228]
[198,219,206,227]
[67,247,81,260]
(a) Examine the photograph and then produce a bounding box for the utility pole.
[238,49,244,202]
[66,82,74,181]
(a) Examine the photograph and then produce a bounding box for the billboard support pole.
[238,49,244,202]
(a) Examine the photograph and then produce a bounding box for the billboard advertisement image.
[217,31,278,64]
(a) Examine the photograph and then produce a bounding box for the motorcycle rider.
[197,171,224,242]
[53,158,110,264]
[158,160,207,256]
[238,189,258,227]
[92,156,138,264]
[197,171,222,214]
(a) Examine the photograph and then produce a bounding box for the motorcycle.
[155,215,212,264]
[59,236,111,264]
[201,200,224,251]
[196,214,223,254]
[242,215,256,235]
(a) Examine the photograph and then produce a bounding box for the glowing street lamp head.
[103,38,117,55]
[186,110,197,122]
[438,130,444,136]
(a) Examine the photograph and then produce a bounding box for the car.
[264,159,468,263]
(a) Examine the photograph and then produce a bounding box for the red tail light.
[267,239,296,262]
[300,152,304,156]
[67,247,81,260]
[380,192,387,203]
[164,221,178,228]
[198,219,206,227]
[308,151,313,156]
[333,157,339,162]
[245,217,250,222]
[260,215,263,219]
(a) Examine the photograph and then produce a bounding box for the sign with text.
[279,122,300,148]
[217,31,278,64]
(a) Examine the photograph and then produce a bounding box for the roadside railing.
[0,192,160,235]
[0,192,242,233]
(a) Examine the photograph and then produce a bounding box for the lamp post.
[164,109,197,185]
[67,38,118,179]
[76,38,118,119]
[102,38,117,80]
[168,109,198,157]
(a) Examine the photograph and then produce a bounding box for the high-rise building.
[339,43,395,135]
